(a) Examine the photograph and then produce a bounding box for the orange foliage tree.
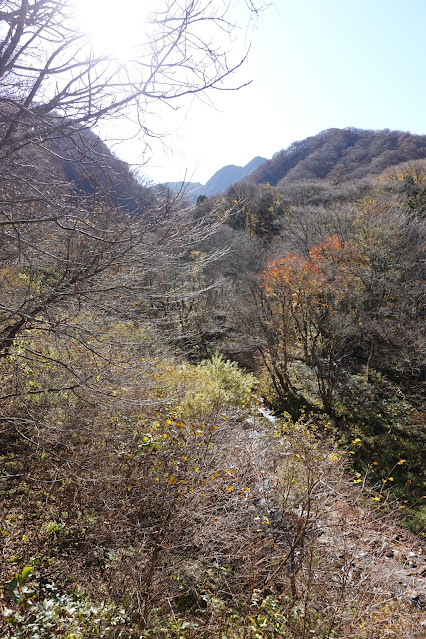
[260,234,366,412]
[257,203,425,414]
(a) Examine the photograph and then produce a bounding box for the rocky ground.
[233,409,426,635]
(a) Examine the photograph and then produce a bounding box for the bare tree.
[0,0,260,455]
[0,0,252,156]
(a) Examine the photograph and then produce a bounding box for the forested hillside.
[1,2,425,637]
[249,128,426,186]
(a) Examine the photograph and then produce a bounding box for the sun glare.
[73,0,152,60]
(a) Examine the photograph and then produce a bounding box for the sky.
[86,0,426,185]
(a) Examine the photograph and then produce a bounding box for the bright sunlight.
[73,0,153,60]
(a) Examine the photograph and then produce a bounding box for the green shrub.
[3,585,129,638]
[177,352,257,419]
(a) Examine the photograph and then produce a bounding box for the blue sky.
[110,0,426,184]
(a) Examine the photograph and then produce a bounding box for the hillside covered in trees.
[249,128,426,186]
[0,2,425,637]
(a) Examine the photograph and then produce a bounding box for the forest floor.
[1,407,425,638]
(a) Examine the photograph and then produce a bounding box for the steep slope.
[49,127,154,213]
[249,128,426,186]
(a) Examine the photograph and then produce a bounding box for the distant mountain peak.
[203,157,266,196]
[163,156,267,202]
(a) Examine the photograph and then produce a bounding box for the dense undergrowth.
[1,324,424,638]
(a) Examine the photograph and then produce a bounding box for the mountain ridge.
[248,127,426,187]
[162,128,426,203]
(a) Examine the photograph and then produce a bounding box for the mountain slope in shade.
[248,128,426,187]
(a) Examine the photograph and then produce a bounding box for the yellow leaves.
[227,486,234,492]
[353,471,362,483]
[194,466,199,473]
[168,475,176,486]
[371,495,382,501]
[397,459,407,465]
[351,437,362,445]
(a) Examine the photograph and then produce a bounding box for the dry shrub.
[2,349,424,637]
